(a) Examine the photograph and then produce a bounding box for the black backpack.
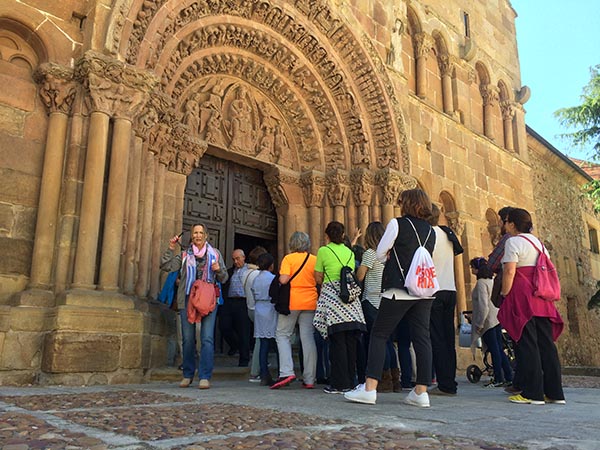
[324,246,359,304]
[269,253,310,315]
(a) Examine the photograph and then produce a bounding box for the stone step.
[146,365,250,383]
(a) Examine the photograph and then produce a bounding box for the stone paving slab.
[1,377,599,449]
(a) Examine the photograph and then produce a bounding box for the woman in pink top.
[498,208,565,405]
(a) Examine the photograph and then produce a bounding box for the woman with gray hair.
[271,232,319,389]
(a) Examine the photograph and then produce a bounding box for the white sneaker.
[343,383,376,405]
[248,375,261,383]
[404,388,430,408]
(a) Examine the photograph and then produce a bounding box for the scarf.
[183,242,218,295]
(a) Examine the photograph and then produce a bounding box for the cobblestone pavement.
[0,376,598,450]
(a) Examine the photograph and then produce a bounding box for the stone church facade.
[0,0,598,385]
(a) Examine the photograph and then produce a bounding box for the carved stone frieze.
[33,63,77,115]
[326,169,349,207]
[300,170,326,207]
[350,169,374,206]
[112,0,404,171]
[147,122,171,156]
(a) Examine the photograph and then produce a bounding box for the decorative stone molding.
[326,169,350,207]
[300,170,327,208]
[147,121,171,156]
[134,90,172,139]
[350,169,374,206]
[75,51,158,119]
[33,63,77,115]
[173,135,208,176]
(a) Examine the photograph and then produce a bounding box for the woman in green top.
[313,221,366,394]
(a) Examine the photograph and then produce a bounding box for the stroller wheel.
[466,364,482,383]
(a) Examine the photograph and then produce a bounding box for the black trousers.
[429,290,458,393]
[219,297,251,366]
[329,330,360,390]
[367,297,433,386]
[517,316,564,401]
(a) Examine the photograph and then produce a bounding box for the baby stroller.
[459,311,516,384]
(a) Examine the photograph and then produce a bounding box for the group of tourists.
[160,188,566,407]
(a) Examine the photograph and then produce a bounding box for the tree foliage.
[555,64,600,156]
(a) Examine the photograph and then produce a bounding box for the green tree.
[555,64,600,155]
[555,65,600,213]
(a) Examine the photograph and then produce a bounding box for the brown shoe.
[179,378,192,388]
[199,379,210,389]
[428,386,457,396]
[378,369,393,393]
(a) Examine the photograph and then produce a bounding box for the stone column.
[439,55,455,115]
[512,103,528,159]
[501,101,516,152]
[122,134,143,294]
[447,212,467,317]
[135,149,157,298]
[71,108,110,289]
[27,65,76,293]
[351,169,374,245]
[376,169,403,226]
[414,33,433,99]
[326,169,349,224]
[301,171,326,254]
[480,84,499,141]
[265,169,291,260]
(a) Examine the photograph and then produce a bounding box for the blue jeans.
[180,302,218,380]
[259,337,275,378]
[314,330,330,381]
[482,324,513,384]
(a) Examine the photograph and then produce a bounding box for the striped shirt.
[361,248,384,308]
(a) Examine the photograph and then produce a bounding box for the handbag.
[187,279,217,323]
[269,253,310,315]
[518,235,561,301]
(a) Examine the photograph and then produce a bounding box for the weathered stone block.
[88,373,109,385]
[0,103,26,136]
[56,290,135,309]
[0,202,13,234]
[149,335,168,368]
[13,206,36,239]
[9,305,53,331]
[0,237,32,276]
[54,306,143,333]
[109,369,144,385]
[121,334,143,369]
[0,306,11,331]
[0,370,37,386]
[0,330,44,369]
[431,152,445,176]
[39,373,85,385]
[42,332,120,373]
[0,169,40,207]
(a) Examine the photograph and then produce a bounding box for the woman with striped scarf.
[161,223,228,389]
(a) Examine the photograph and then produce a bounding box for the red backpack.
[519,235,561,301]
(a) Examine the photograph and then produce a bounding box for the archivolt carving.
[108,0,406,172]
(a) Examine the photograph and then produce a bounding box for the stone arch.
[439,190,462,234]
[0,17,47,71]
[497,79,515,151]
[104,0,409,174]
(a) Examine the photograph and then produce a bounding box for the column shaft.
[416,56,427,99]
[442,74,454,114]
[135,151,156,297]
[333,206,345,223]
[72,111,110,288]
[503,118,515,151]
[123,136,143,294]
[98,118,132,290]
[309,206,321,255]
[382,204,395,227]
[29,112,69,288]
[483,103,494,139]
[357,205,369,245]
[149,164,167,298]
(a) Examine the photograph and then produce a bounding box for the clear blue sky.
[511,0,600,161]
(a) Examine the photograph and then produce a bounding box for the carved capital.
[264,169,290,209]
[500,100,517,120]
[75,50,158,117]
[326,169,349,207]
[375,168,402,205]
[414,33,434,58]
[350,169,374,206]
[438,55,457,78]
[33,63,77,115]
[480,84,499,107]
[148,122,171,156]
[445,211,464,236]
[300,171,327,208]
